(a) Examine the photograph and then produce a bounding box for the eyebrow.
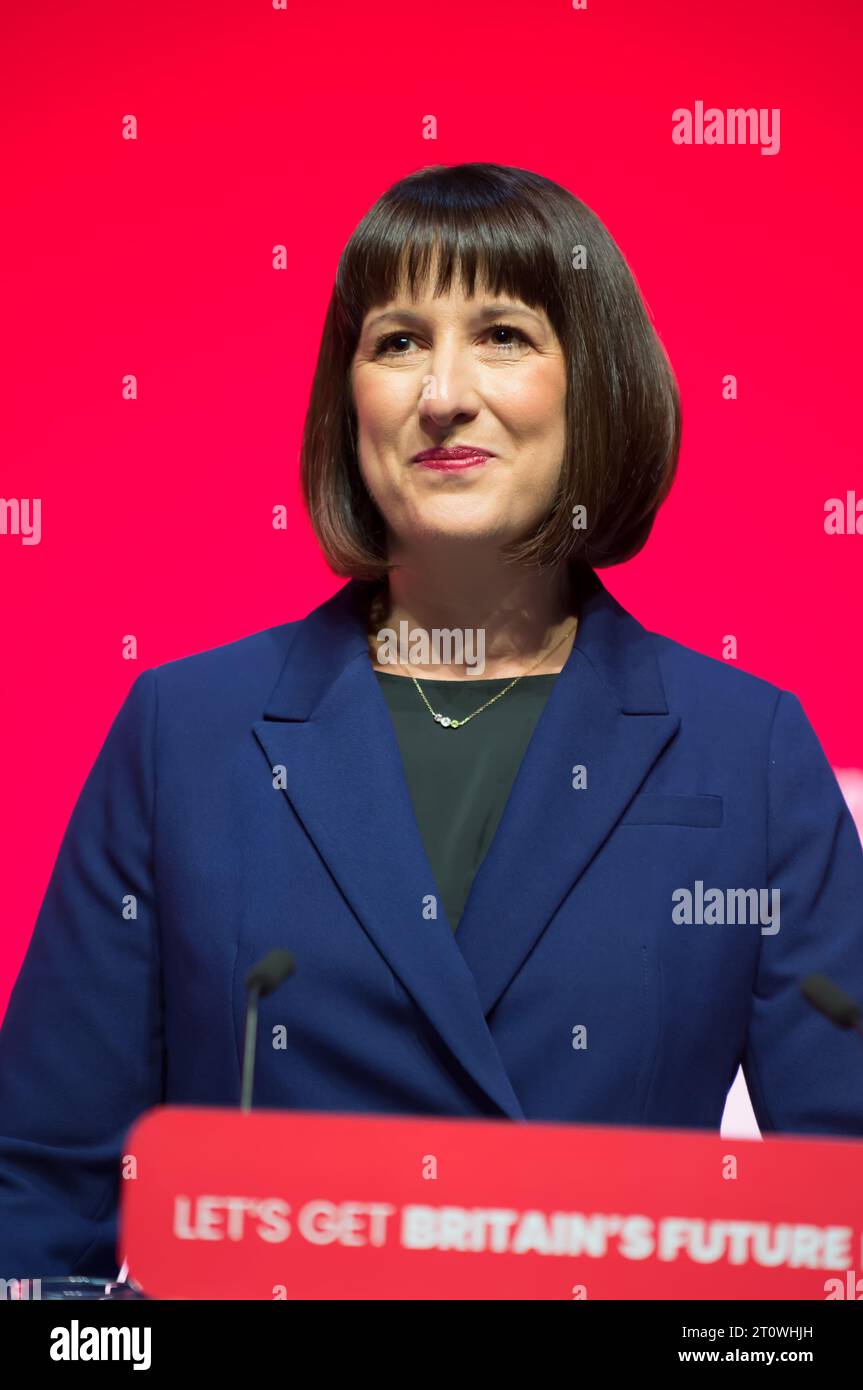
[363,302,548,333]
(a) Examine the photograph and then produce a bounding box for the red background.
[2,0,861,1023]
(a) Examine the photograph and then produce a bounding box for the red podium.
[119,1107,863,1300]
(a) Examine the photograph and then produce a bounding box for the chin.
[410,524,517,550]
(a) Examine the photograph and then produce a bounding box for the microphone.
[241,949,296,1111]
[116,950,296,1284]
[801,973,863,1039]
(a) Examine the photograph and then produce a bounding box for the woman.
[2,163,862,1280]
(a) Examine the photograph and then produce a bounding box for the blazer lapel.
[251,567,680,1116]
[251,578,525,1121]
[455,567,681,1014]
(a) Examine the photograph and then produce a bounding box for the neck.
[367,545,581,680]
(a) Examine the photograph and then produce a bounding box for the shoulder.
[642,630,838,792]
[645,628,787,728]
[143,620,300,721]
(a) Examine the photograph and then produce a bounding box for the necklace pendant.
[439,716,451,727]
[450,719,460,728]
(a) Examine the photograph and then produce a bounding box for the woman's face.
[350,276,568,553]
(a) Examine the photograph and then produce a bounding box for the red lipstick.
[412,446,494,471]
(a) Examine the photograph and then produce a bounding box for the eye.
[372,332,419,358]
[483,322,532,352]
[371,322,532,358]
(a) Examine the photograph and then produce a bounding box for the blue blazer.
[2,568,863,1277]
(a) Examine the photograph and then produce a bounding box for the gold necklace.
[402,620,579,730]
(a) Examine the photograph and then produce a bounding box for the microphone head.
[801,973,862,1029]
[245,949,296,999]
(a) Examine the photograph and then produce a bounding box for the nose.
[417,338,482,430]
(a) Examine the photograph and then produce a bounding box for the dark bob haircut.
[301,162,681,580]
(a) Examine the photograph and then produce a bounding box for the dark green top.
[374,671,558,932]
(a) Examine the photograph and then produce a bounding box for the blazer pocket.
[619,793,723,828]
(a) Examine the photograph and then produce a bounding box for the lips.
[412,446,494,470]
